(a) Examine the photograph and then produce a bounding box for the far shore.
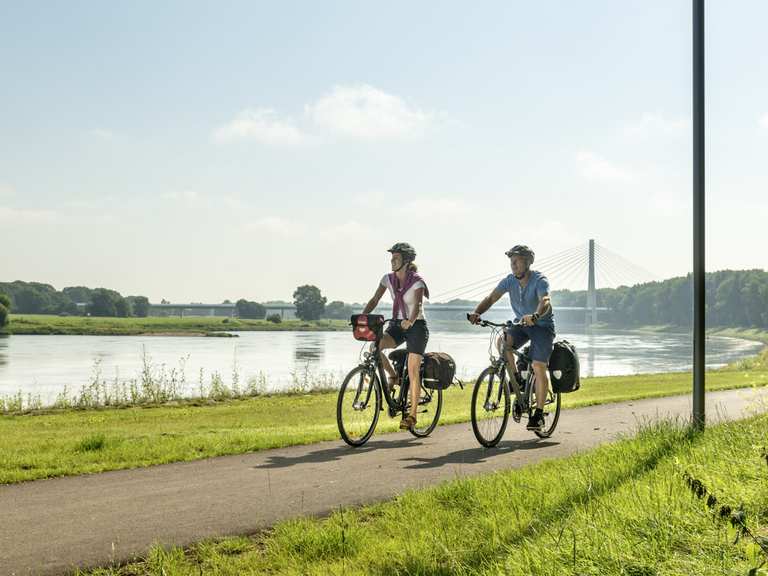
[2,314,348,336]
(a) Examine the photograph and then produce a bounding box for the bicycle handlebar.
[466,313,522,329]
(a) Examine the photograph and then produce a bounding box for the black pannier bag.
[548,340,581,393]
[421,352,456,390]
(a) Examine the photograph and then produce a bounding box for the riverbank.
[3,314,348,336]
[2,368,767,484]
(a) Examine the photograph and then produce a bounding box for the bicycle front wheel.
[531,376,561,439]
[471,366,510,448]
[337,366,381,447]
[408,384,443,438]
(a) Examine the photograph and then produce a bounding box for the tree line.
[551,269,768,328]
[0,281,151,318]
[0,281,355,322]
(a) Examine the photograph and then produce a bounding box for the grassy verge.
[2,369,767,484]
[84,414,768,575]
[4,314,348,336]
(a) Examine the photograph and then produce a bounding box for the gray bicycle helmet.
[504,244,535,264]
[387,242,417,262]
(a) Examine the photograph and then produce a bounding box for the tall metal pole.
[693,0,706,429]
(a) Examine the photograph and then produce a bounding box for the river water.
[0,327,762,404]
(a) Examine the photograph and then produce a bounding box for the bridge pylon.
[586,239,597,326]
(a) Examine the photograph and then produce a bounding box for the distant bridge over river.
[149,240,653,324]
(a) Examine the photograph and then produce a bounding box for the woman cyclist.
[360,242,430,431]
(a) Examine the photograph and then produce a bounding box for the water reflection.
[0,334,8,367]
[293,334,325,363]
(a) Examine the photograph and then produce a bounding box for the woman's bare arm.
[361,284,387,314]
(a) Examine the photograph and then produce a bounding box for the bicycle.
[468,315,561,447]
[337,315,444,447]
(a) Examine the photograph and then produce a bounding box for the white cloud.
[760,113,768,129]
[320,220,365,240]
[161,190,199,203]
[624,113,688,139]
[247,216,303,238]
[0,205,57,223]
[306,84,434,141]
[404,196,468,215]
[0,183,15,198]
[87,128,115,140]
[575,150,632,182]
[213,108,307,146]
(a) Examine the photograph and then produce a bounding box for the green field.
[3,314,348,335]
[83,414,768,575]
[2,369,767,484]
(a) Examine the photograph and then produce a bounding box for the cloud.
[0,183,15,198]
[306,84,434,141]
[575,150,632,181]
[87,128,115,140]
[247,216,303,238]
[213,108,307,146]
[404,196,468,215]
[760,113,768,129]
[161,190,199,202]
[624,113,688,139]
[0,205,57,223]
[320,220,366,240]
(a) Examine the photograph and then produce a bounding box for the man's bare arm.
[468,289,504,323]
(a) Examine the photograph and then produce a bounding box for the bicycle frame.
[477,319,536,414]
[356,320,415,418]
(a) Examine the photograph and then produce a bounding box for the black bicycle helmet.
[387,242,417,262]
[504,244,535,264]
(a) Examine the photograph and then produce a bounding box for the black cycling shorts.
[385,319,429,356]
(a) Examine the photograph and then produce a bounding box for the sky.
[1,1,767,304]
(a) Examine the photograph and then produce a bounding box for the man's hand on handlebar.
[467,312,481,325]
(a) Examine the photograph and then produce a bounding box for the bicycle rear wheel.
[337,366,381,447]
[408,383,443,438]
[531,375,561,439]
[471,366,510,447]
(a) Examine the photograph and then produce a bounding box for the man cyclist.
[467,245,554,431]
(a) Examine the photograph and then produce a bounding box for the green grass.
[5,314,348,335]
[83,414,768,575]
[2,369,767,484]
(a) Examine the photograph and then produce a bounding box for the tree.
[293,285,326,321]
[114,296,132,318]
[62,286,93,304]
[235,299,266,319]
[14,287,50,314]
[88,289,116,317]
[0,293,10,328]
[325,300,353,319]
[130,296,150,317]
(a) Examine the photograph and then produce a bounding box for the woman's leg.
[376,334,398,380]
[407,352,423,419]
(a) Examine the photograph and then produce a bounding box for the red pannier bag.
[350,314,385,342]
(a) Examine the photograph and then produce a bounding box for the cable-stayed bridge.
[430,239,658,325]
[150,240,656,324]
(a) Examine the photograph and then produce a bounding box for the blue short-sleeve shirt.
[495,270,555,331]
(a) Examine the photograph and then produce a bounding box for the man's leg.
[532,361,549,410]
[526,327,555,429]
[498,327,528,392]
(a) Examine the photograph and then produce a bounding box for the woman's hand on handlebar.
[467,312,481,325]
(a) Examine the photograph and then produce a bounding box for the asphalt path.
[1,387,766,575]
